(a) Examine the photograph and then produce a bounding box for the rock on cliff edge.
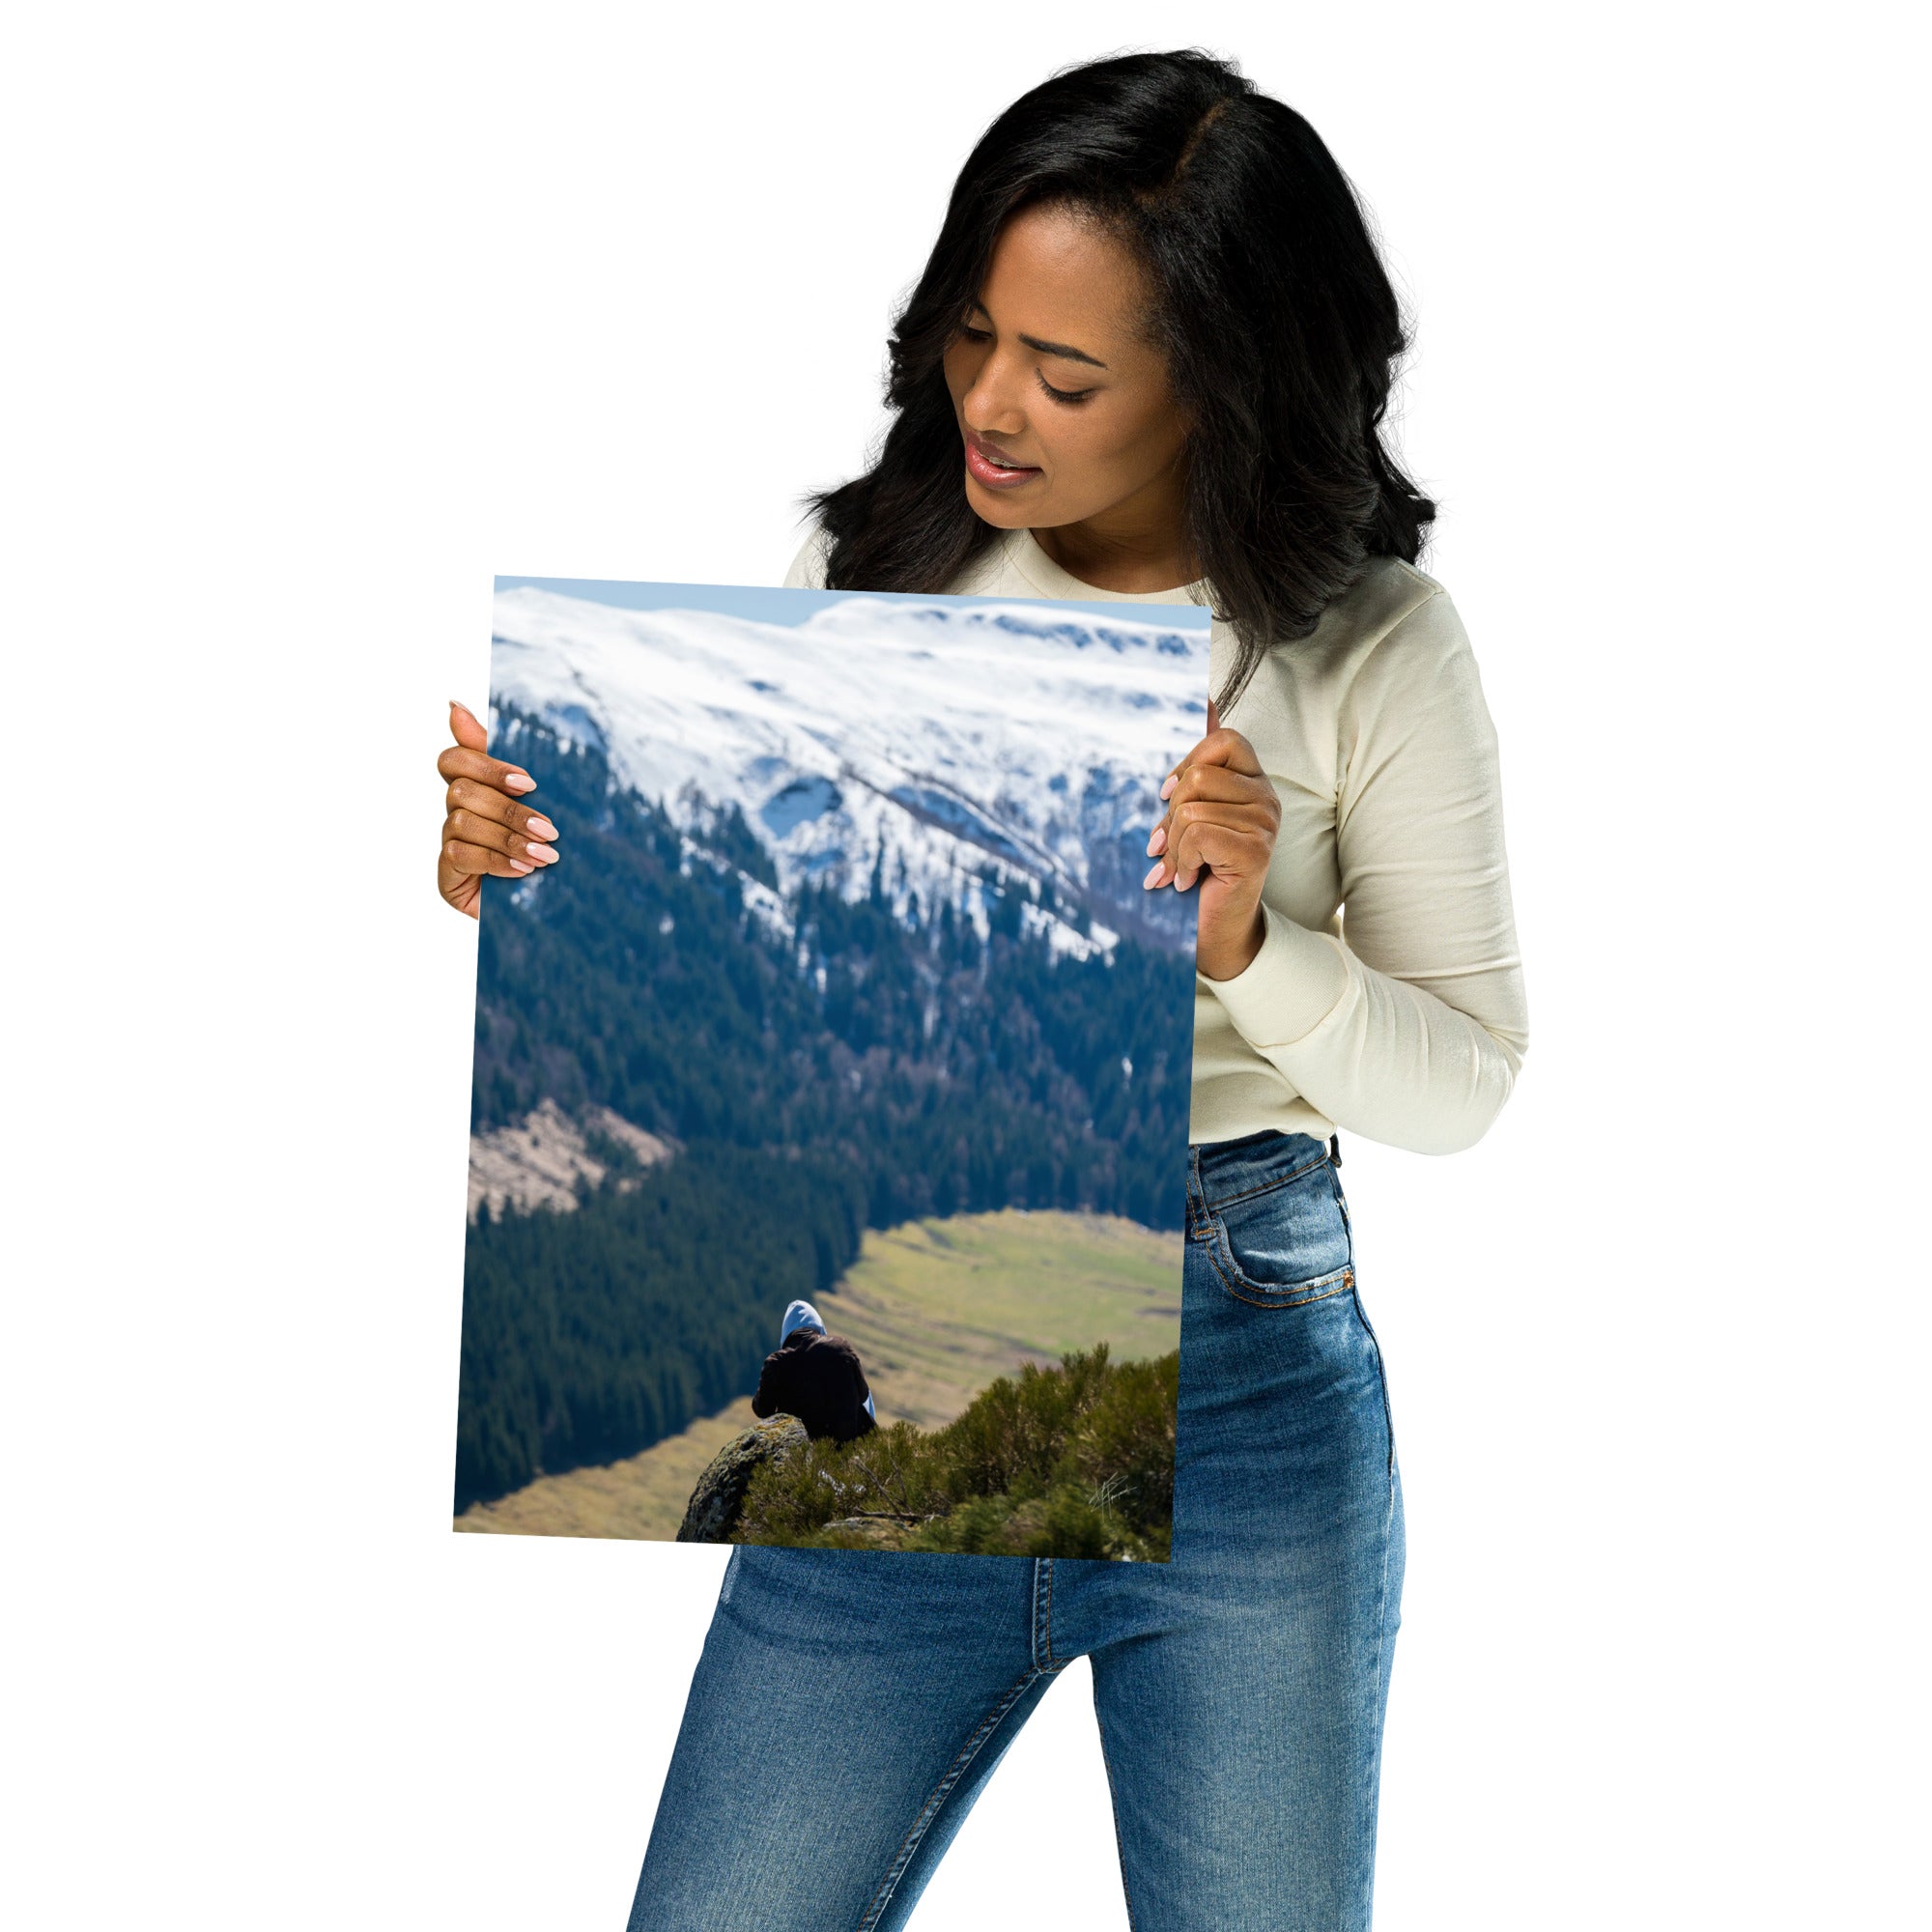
[676,1416,809,1544]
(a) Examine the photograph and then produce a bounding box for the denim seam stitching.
[855,1662,1047,1932]
[1033,1556,1063,1671]
[1360,1295,1399,1928]
[1090,1692,1142,1932]
[1196,1148,1333,1213]
[1357,1477,1396,1929]
[1351,1295,1397,1489]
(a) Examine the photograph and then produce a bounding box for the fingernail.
[1145,827,1167,858]
[1160,775,1178,800]
[508,860,533,874]
[525,815,558,841]
[1143,862,1165,889]
[503,771,536,793]
[529,843,560,865]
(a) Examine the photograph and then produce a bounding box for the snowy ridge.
[488,587,1210,954]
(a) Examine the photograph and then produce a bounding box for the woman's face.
[941,203,1190,541]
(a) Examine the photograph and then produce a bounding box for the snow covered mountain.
[488,587,1211,955]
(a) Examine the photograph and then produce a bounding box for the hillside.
[455,1208,1183,1541]
[467,1097,673,1220]
[488,586,1210,953]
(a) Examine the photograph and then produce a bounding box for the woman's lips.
[963,432,1042,489]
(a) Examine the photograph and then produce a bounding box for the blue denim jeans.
[629,1131,1405,1930]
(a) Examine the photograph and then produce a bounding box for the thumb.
[1206,696,1222,735]
[449,698,489,753]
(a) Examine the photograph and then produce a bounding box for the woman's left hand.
[1144,698,1281,981]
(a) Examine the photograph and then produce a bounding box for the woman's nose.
[960,354,1028,437]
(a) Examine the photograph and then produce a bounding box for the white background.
[6,3,1925,1926]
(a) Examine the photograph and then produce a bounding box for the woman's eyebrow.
[1017,333,1107,369]
[967,303,1108,370]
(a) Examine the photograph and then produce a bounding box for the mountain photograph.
[453,582,1209,1560]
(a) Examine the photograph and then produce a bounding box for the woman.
[437,49,1527,1931]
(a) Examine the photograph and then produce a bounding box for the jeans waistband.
[1188,1129,1335,1212]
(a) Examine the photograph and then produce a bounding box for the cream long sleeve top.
[784,525,1529,1156]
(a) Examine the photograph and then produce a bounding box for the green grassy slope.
[455,1208,1182,1541]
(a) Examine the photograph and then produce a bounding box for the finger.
[1164,764,1272,810]
[1168,814,1271,890]
[449,698,490,754]
[1147,798,1259,863]
[1160,726,1264,796]
[441,837,534,880]
[1148,769,1275,861]
[437,743,538,795]
[445,807,559,867]
[444,777,560,847]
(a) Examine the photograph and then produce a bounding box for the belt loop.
[1328,1132,1342,1168]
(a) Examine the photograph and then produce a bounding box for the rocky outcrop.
[676,1417,809,1543]
[468,1098,675,1220]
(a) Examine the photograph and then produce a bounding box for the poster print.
[453,578,1209,1559]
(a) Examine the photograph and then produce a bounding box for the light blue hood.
[776,1298,874,1421]
[780,1299,826,1344]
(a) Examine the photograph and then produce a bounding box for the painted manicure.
[503,771,536,793]
[1143,861,1165,889]
[1146,826,1167,858]
[1160,775,1178,800]
[509,860,533,874]
[526,843,558,865]
[525,815,558,841]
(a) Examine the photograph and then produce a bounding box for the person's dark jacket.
[751,1326,877,1443]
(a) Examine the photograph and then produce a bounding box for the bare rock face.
[468,1099,675,1221]
[676,1417,809,1544]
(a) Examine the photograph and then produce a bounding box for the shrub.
[734,1342,1177,1560]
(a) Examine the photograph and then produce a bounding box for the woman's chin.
[963,473,1041,526]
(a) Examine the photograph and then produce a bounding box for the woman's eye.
[1037,372,1094,406]
[958,324,992,343]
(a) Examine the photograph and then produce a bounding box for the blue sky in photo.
[493,575,1211,634]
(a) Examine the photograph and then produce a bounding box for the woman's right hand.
[436,699,560,919]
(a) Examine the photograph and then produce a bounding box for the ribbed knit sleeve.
[1205,588,1530,1154]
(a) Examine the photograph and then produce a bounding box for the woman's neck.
[1029,483,1198,593]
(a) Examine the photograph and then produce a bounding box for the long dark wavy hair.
[808,48,1435,709]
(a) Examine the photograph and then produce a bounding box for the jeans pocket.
[1202,1156,1355,1309]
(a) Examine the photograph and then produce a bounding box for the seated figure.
[750,1298,879,1443]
